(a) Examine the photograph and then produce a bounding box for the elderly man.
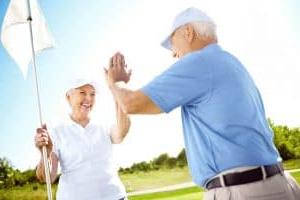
[105,7,300,200]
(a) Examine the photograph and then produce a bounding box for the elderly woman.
[34,78,130,200]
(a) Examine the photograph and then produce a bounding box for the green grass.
[0,184,57,200]
[283,159,300,170]
[120,159,300,193]
[129,172,300,200]
[1,160,300,200]
[120,167,192,192]
[290,171,300,183]
[129,186,203,200]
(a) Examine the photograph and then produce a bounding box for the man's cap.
[161,7,214,50]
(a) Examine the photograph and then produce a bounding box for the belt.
[206,163,283,190]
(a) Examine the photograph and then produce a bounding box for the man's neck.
[192,37,217,51]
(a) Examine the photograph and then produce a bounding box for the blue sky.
[0,0,139,170]
[0,0,299,171]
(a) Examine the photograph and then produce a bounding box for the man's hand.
[104,52,132,85]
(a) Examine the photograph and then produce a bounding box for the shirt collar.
[65,115,95,129]
[198,43,221,53]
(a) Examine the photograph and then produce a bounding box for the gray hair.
[188,21,217,40]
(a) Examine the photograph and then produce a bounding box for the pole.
[26,0,52,199]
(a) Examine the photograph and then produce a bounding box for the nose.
[85,94,94,102]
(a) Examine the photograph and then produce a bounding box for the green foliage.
[131,162,152,172]
[120,150,188,174]
[277,143,295,160]
[0,158,15,189]
[177,149,188,168]
[0,158,38,189]
[153,153,170,166]
[166,158,177,168]
[270,120,300,160]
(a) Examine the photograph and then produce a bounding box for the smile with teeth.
[81,103,92,110]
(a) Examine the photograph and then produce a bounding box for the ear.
[185,24,196,43]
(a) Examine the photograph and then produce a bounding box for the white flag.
[1,0,55,78]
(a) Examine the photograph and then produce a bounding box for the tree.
[270,119,300,160]
[153,153,169,166]
[0,157,15,189]
[166,158,177,168]
[277,143,295,160]
[176,149,187,167]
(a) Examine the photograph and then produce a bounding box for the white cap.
[66,78,99,94]
[161,7,214,50]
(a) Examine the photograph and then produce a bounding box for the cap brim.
[67,80,100,94]
[76,81,100,94]
[161,35,172,50]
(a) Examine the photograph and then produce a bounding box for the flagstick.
[26,0,52,200]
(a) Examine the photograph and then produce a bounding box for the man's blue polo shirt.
[141,44,281,186]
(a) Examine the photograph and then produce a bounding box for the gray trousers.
[204,172,300,200]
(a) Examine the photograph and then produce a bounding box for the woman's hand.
[34,124,53,157]
[104,52,132,85]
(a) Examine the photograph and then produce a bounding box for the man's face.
[67,84,96,116]
[170,25,192,58]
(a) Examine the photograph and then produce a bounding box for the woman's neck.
[70,113,90,128]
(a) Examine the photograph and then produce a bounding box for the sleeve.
[141,54,212,113]
[100,124,113,145]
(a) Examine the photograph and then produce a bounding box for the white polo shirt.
[50,117,126,200]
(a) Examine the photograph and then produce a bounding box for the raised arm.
[110,101,131,144]
[104,52,162,114]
